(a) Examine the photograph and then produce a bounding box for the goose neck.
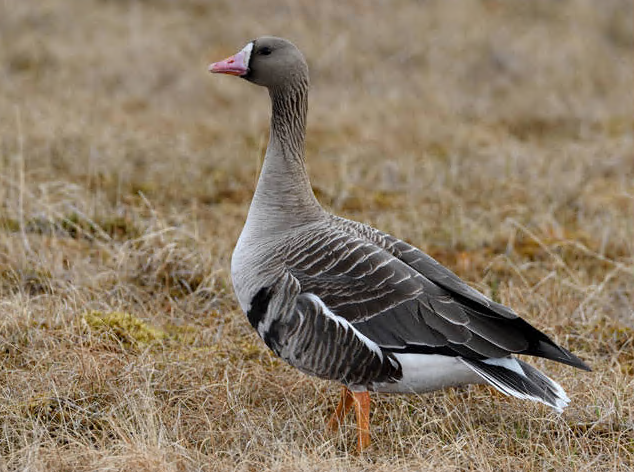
[269,81,308,161]
[247,80,322,226]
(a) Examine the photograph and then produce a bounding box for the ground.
[0,0,633,470]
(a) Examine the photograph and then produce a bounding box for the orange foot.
[326,386,371,453]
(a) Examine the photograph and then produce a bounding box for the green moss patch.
[83,311,166,348]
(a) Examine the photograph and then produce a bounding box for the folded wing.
[286,218,590,370]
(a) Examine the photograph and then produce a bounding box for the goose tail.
[461,357,570,412]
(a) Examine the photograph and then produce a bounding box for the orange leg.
[326,386,354,433]
[352,391,371,452]
[326,387,372,452]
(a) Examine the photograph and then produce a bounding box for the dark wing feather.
[331,216,518,318]
[287,219,590,370]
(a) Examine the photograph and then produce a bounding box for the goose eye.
[259,46,272,56]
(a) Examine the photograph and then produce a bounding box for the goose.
[208,37,590,452]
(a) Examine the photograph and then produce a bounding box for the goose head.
[209,36,308,90]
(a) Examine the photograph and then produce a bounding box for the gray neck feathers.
[247,76,322,230]
[270,80,308,159]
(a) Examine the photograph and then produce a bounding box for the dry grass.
[1,0,633,470]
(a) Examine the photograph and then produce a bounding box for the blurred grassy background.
[0,0,633,470]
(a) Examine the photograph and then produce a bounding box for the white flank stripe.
[305,293,383,360]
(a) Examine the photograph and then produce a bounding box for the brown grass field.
[1,0,633,470]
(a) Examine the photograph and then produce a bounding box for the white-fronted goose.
[209,37,590,452]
